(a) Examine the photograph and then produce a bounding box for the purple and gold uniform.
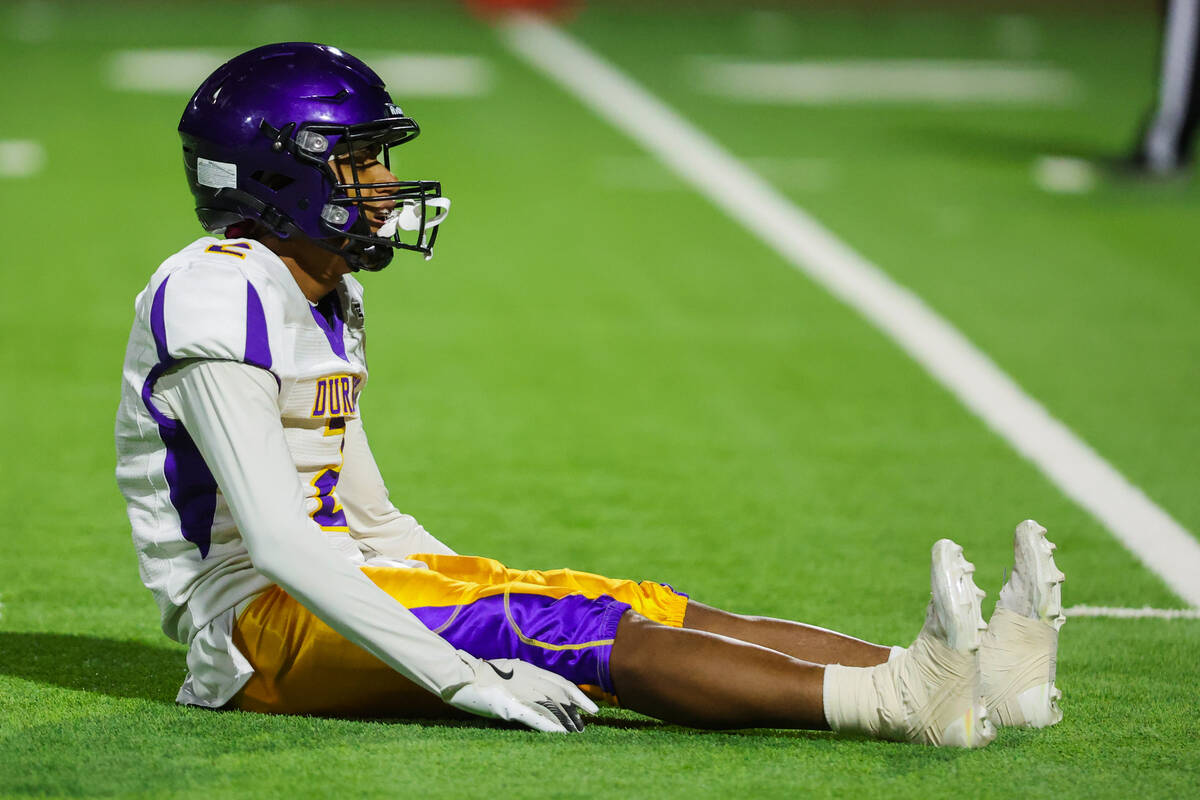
[115,237,686,714]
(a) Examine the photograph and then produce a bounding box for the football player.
[115,42,1064,744]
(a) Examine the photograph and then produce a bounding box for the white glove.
[446,651,599,733]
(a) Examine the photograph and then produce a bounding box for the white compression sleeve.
[337,415,457,560]
[157,359,472,699]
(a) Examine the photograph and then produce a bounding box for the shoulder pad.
[149,253,282,372]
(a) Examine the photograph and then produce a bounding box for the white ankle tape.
[980,608,1060,727]
[823,662,885,737]
[825,634,990,746]
[823,657,907,740]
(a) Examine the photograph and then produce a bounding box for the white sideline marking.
[1033,155,1097,195]
[0,140,45,177]
[498,15,1200,608]
[108,50,490,96]
[1066,605,1200,620]
[371,55,491,97]
[109,49,229,92]
[692,59,1079,105]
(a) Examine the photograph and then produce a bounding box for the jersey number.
[205,242,252,259]
[311,416,348,530]
[310,465,348,531]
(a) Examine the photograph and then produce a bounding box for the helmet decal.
[196,158,237,190]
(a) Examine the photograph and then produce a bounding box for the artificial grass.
[1,2,1196,797]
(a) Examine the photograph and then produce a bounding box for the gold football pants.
[231,553,688,716]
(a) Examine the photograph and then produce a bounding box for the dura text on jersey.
[311,374,360,418]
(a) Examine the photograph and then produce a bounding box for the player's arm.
[337,414,457,560]
[157,359,594,731]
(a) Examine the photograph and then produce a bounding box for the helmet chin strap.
[266,195,448,272]
[286,216,395,273]
[347,240,395,272]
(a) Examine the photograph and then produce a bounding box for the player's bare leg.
[611,614,831,729]
[609,539,996,747]
[682,603,892,667]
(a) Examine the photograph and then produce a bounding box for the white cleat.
[822,539,995,747]
[926,538,990,653]
[884,540,996,747]
[979,520,1065,728]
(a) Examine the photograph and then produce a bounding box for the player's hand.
[447,651,599,733]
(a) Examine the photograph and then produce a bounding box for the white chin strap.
[376,197,451,253]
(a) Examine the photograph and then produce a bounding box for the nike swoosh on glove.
[446,651,600,733]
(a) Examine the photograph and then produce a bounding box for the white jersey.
[115,237,467,706]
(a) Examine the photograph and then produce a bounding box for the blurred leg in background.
[1133,0,1200,175]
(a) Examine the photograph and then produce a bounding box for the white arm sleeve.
[338,415,456,560]
[157,359,472,699]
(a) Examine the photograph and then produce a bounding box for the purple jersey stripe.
[244,282,272,370]
[409,593,630,693]
[150,276,171,362]
[142,277,178,429]
[140,362,177,429]
[310,293,348,361]
[160,422,218,559]
[142,271,224,558]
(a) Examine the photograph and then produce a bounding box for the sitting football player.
[114,43,1064,746]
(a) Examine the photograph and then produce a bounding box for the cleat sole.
[981,520,1066,728]
[930,538,987,652]
[1012,520,1066,630]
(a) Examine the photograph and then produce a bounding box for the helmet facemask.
[261,115,450,271]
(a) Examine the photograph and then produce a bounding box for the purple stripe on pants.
[410,593,631,693]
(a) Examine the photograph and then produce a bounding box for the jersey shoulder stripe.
[148,238,290,374]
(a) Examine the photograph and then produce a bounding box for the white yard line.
[108,50,490,96]
[692,58,1079,105]
[0,140,45,177]
[1033,155,1098,195]
[371,55,491,97]
[1066,605,1200,620]
[498,14,1200,608]
[108,49,229,93]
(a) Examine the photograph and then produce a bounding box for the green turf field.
[2,1,1198,796]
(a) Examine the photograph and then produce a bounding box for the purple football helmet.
[178,42,447,271]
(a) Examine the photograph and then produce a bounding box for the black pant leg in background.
[1139,0,1200,172]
